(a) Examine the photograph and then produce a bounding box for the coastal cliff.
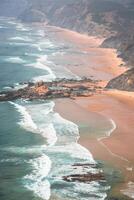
[106,68,134,91]
[15,0,134,89]
[0,0,134,90]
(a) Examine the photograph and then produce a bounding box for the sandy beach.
[46,25,126,81]
[52,27,134,198]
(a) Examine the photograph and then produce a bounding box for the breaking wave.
[9,100,109,200]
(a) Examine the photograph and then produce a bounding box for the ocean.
[0,17,111,200]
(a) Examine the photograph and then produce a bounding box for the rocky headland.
[106,68,134,91]
[0,78,103,102]
[62,163,105,183]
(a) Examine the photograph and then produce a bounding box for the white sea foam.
[9,102,38,131]
[16,24,31,32]
[8,21,17,25]
[0,158,20,163]
[24,101,96,161]
[53,180,109,200]
[25,102,57,146]
[126,167,133,171]
[25,55,56,82]
[47,143,95,163]
[9,36,33,42]
[74,182,109,200]
[13,83,28,90]
[3,86,13,90]
[51,112,80,144]
[98,118,116,141]
[98,118,129,162]
[10,100,95,159]
[0,94,6,97]
[38,41,55,49]
[9,101,95,162]
[26,55,49,70]
[9,100,109,199]
[121,182,134,199]
[33,73,56,82]
[9,42,29,47]
[1,145,47,155]
[10,101,57,146]
[24,154,51,200]
[37,30,45,37]
[39,124,57,146]
[107,119,117,137]
[4,57,25,64]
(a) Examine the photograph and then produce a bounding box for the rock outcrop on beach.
[0,79,103,102]
[106,68,134,91]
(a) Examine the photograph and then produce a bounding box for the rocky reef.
[63,173,105,183]
[0,78,103,102]
[62,163,105,183]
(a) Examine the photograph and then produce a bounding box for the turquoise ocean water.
[0,17,111,200]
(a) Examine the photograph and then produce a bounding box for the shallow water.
[0,17,118,200]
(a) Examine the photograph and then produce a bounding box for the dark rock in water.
[106,68,134,91]
[63,162,105,183]
[63,173,105,183]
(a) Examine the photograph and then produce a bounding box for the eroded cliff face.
[102,32,134,67]
[0,0,133,43]
[106,68,134,91]
[17,1,133,34]
[0,0,134,90]
[18,0,134,68]
[18,0,125,37]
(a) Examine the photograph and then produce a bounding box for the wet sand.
[46,25,126,81]
[55,92,134,198]
[51,27,134,198]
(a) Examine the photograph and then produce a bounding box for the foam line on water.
[24,154,51,200]
[47,143,96,163]
[16,24,31,32]
[9,36,33,42]
[98,118,116,141]
[4,56,25,64]
[9,101,57,146]
[51,112,80,144]
[9,98,109,199]
[98,118,129,162]
[13,83,28,90]
[25,55,56,82]
[9,101,38,131]
[1,145,47,155]
[121,182,134,199]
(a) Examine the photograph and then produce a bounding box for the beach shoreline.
[51,26,134,199]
